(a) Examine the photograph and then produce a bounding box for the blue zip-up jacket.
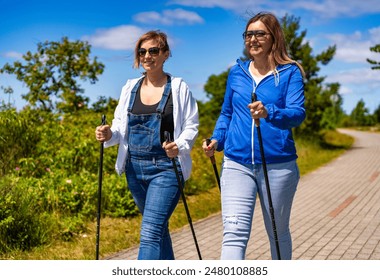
[211,59,305,165]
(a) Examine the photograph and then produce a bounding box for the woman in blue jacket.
[203,12,305,260]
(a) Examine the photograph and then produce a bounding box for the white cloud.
[2,51,23,59]
[338,85,353,95]
[326,67,380,85]
[369,27,380,44]
[170,0,380,18]
[82,25,145,51]
[168,0,266,12]
[323,29,380,64]
[325,68,380,114]
[168,0,239,8]
[133,8,204,25]
[288,0,380,18]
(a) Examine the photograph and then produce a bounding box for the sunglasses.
[242,30,270,41]
[138,47,162,57]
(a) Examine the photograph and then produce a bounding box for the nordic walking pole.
[251,93,281,260]
[96,114,106,260]
[165,131,202,260]
[205,138,221,190]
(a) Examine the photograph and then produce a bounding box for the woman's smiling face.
[138,39,169,73]
[244,20,273,59]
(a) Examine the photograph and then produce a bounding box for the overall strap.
[156,75,172,114]
[127,77,144,112]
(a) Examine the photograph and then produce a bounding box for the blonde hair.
[245,12,305,77]
[133,30,171,69]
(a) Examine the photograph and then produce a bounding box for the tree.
[91,96,118,113]
[350,99,375,127]
[0,37,104,112]
[367,44,380,124]
[0,86,14,109]
[367,44,380,70]
[281,14,340,135]
[373,104,380,123]
[201,70,229,120]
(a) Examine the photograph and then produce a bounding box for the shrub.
[102,174,139,218]
[0,177,54,253]
[0,109,41,176]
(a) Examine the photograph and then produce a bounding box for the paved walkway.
[107,129,380,260]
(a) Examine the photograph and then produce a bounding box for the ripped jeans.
[220,156,299,260]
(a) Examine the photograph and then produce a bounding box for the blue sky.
[1,0,380,114]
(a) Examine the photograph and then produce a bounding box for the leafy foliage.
[0,104,140,250]
[349,99,376,126]
[280,14,343,135]
[0,176,54,253]
[0,37,104,112]
[0,100,214,253]
[0,108,42,176]
[367,44,380,70]
[374,105,380,123]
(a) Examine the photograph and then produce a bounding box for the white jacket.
[104,74,199,181]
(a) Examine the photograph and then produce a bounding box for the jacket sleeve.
[211,71,233,152]
[265,66,306,129]
[174,80,199,155]
[104,80,131,148]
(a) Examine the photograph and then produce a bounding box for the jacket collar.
[236,58,293,73]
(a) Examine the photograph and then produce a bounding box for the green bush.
[0,109,41,176]
[102,174,139,218]
[319,129,354,149]
[0,177,54,253]
[0,169,140,251]
[0,107,214,254]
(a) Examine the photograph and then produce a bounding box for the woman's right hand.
[95,125,111,142]
[202,139,217,158]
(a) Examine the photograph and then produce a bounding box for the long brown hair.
[245,12,305,77]
[133,30,171,69]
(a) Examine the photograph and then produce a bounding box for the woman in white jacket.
[95,30,199,259]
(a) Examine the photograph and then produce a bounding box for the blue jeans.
[126,156,181,260]
[220,156,299,260]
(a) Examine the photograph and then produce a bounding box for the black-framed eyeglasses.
[138,47,162,57]
[242,30,270,41]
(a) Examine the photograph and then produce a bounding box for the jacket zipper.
[238,62,256,164]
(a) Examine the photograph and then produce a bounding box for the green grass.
[0,130,354,260]
[296,130,354,175]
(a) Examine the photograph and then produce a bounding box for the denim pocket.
[129,124,154,152]
[155,157,174,171]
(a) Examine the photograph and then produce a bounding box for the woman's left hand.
[162,141,179,158]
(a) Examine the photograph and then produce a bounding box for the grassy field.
[1,130,354,260]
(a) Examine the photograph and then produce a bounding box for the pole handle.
[251,92,260,127]
[206,138,211,146]
[206,138,216,165]
[206,139,221,190]
[164,131,172,143]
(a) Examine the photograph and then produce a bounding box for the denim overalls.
[125,76,182,260]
